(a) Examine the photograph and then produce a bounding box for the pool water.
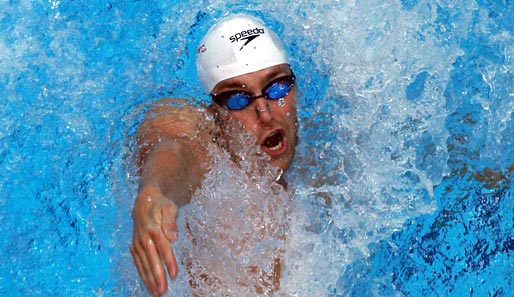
[1,0,513,296]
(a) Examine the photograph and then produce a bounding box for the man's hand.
[130,188,179,296]
[130,99,210,295]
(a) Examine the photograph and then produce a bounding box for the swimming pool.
[1,0,512,295]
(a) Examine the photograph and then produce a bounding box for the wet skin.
[131,63,298,296]
[211,63,298,172]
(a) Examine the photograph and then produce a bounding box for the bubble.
[175,130,292,294]
[278,98,285,107]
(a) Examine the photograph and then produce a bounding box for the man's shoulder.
[148,98,207,121]
[138,98,214,141]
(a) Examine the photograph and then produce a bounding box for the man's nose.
[254,98,273,123]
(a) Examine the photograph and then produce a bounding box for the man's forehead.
[212,64,291,92]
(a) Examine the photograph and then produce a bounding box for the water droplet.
[286,112,291,117]
[147,196,152,202]
[278,98,285,107]
[275,169,284,181]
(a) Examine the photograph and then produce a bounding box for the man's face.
[211,64,298,171]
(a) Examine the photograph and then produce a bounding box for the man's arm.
[130,99,210,296]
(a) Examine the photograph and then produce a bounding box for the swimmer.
[130,14,298,296]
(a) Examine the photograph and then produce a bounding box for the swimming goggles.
[211,74,295,110]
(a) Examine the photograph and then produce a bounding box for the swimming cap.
[196,14,289,93]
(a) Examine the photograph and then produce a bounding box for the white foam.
[174,128,292,295]
[106,0,514,294]
[273,0,470,293]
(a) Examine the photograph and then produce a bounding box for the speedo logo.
[229,27,265,51]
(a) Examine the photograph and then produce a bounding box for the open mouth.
[261,130,286,156]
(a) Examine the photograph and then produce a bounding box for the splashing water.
[173,129,291,295]
[1,0,513,296]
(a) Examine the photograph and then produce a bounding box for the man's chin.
[270,155,293,172]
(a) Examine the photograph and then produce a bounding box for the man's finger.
[156,234,178,279]
[145,234,169,295]
[130,245,145,282]
[161,201,179,241]
[132,241,158,296]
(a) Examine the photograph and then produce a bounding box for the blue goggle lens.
[226,93,251,110]
[266,80,290,99]
[212,74,295,110]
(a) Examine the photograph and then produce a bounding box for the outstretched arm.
[130,99,209,296]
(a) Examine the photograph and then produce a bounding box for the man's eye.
[267,82,289,99]
[227,93,251,110]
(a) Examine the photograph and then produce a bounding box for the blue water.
[1,0,513,296]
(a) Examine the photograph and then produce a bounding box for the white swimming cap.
[196,14,289,93]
